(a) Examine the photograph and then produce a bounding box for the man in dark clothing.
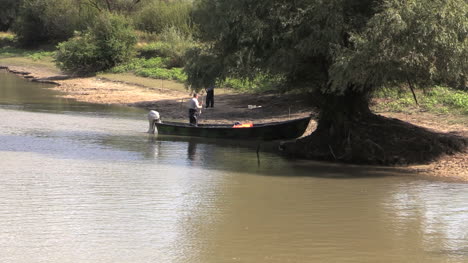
[205,85,214,108]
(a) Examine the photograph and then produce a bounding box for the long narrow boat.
[151,116,311,140]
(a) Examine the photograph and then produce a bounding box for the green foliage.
[55,32,99,74]
[0,32,16,47]
[374,86,468,115]
[55,13,137,75]
[0,34,54,59]
[134,30,159,43]
[0,47,31,58]
[184,47,223,91]
[133,0,193,36]
[13,0,81,46]
[426,87,468,113]
[83,0,146,13]
[136,67,187,82]
[190,0,349,91]
[137,42,171,58]
[91,13,137,65]
[0,0,21,31]
[109,57,167,73]
[222,74,284,93]
[331,0,468,93]
[108,57,186,82]
[137,27,197,67]
[190,0,467,98]
[27,51,54,61]
[140,57,167,68]
[108,58,142,73]
[108,26,196,83]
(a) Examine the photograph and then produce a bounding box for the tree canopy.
[187,0,467,163]
[189,0,467,94]
[0,0,21,31]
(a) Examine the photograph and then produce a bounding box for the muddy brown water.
[0,70,467,262]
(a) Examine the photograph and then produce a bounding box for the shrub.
[222,74,281,93]
[13,0,81,46]
[136,27,197,67]
[108,58,143,73]
[91,14,137,68]
[55,32,100,74]
[55,13,137,75]
[0,32,16,47]
[135,67,187,82]
[133,0,193,36]
[0,0,20,31]
[28,51,55,61]
[108,56,187,82]
[141,57,167,68]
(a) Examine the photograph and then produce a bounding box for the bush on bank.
[133,0,193,36]
[13,0,83,46]
[55,14,136,75]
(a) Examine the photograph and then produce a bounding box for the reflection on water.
[0,71,467,262]
[187,140,197,162]
[387,183,468,259]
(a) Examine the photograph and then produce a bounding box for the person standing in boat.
[205,84,214,108]
[188,93,203,126]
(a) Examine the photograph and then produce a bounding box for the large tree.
[0,0,21,31]
[13,0,83,45]
[186,0,467,164]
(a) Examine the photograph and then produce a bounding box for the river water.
[0,70,467,263]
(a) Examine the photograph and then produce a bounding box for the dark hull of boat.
[154,117,310,140]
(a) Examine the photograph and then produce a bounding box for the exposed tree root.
[282,113,467,165]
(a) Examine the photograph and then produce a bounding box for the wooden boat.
[151,116,311,140]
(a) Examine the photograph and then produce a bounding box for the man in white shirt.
[188,93,203,126]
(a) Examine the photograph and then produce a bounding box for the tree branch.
[86,0,102,12]
[407,78,419,105]
[104,0,112,11]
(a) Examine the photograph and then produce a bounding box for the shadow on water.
[97,133,416,179]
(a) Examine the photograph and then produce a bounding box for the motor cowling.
[148,110,161,134]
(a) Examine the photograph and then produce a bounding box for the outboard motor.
[147,110,161,134]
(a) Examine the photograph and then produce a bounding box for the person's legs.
[189,109,197,125]
[193,111,198,126]
[210,91,214,107]
[207,90,214,108]
[205,95,210,108]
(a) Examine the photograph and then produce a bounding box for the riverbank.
[0,62,466,181]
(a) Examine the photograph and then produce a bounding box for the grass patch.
[0,56,59,73]
[0,44,57,73]
[27,51,55,61]
[0,46,32,58]
[222,74,285,93]
[373,86,468,115]
[0,32,55,60]
[0,32,16,47]
[107,56,187,82]
[0,46,55,60]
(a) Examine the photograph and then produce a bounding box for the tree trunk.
[316,90,372,140]
[281,89,467,165]
[281,90,382,163]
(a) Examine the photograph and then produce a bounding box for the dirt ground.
[2,64,467,182]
